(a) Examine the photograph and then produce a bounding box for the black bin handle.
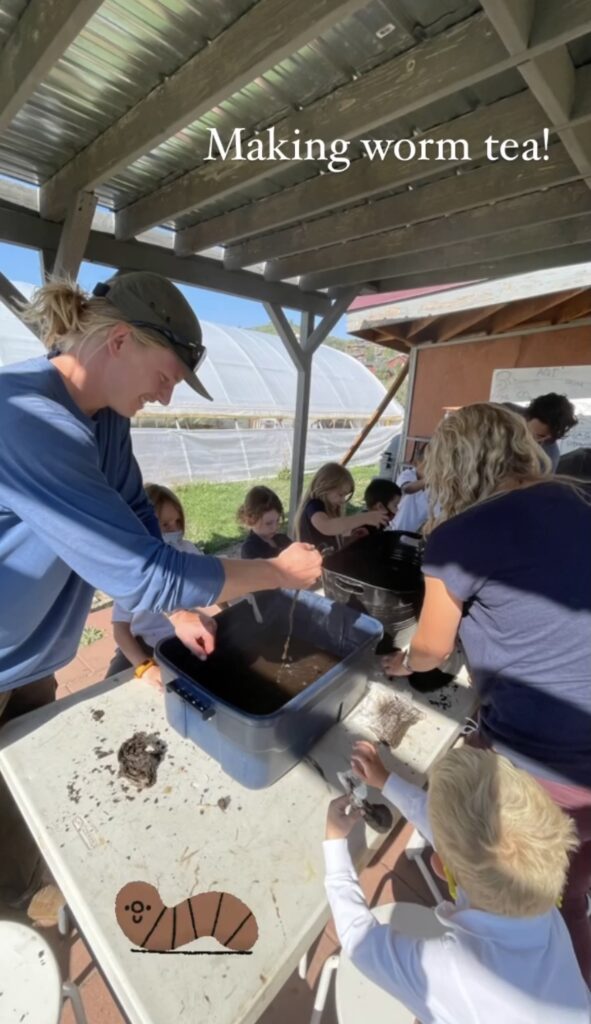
[166,678,215,721]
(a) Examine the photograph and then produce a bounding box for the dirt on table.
[117,732,167,790]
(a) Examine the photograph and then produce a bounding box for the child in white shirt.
[393,456,429,534]
[323,742,590,1024]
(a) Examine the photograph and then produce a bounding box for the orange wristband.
[134,658,156,679]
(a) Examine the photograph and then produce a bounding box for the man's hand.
[172,610,217,661]
[382,649,411,678]
[351,741,389,791]
[274,542,322,590]
[325,795,363,840]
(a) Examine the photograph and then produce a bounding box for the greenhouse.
[1,284,403,483]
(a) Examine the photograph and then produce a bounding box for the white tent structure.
[138,323,403,423]
[1,284,402,482]
[0,282,40,366]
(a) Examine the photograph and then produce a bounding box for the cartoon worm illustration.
[116,882,258,952]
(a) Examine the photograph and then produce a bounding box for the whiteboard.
[490,365,591,453]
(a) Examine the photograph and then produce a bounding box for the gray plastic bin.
[157,589,382,789]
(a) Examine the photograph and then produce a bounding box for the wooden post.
[288,312,314,534]
[341,359,409,467]
[0,273,40,337]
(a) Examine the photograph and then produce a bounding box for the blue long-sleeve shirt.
[0,357,225,690]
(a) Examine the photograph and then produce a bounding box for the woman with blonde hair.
[294,462,388,551]
[0,271,320,908]
[383,402,591,981]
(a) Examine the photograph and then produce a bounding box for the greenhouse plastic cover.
[0,283,401,482]
[141,322,403,419]
[0,289,403,420]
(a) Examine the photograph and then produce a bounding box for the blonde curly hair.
[423,403,551,531]
[428,747,578,917]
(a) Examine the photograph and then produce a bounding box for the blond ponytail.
[20,279,91,349]
[20,277,159,354]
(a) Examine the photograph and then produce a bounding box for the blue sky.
[0,241,350,338]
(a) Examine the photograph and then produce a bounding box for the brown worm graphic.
[115,882,258,952]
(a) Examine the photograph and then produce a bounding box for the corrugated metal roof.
[1,0,591,310]
[0,0,256,185]
[0,0,481,210]
[0,0,27,49]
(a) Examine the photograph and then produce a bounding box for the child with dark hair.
[363,478,402,527]
[238,486,292,559]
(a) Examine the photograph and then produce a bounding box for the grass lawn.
[177,464,379,553]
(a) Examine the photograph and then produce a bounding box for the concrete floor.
[31,606,437,1024]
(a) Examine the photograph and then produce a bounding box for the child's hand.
[351,741,389,790]
[364,509,390,529]
[142,664,165,691]
[325,795,363,840]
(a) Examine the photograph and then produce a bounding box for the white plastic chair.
[0,920,88,1024]
[310,902,445,1024]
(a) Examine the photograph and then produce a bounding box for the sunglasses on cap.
[129,320,207,372]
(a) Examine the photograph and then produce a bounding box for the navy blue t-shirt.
[241,531,292,560]
[299,498,334,551]
[423,483,591,787]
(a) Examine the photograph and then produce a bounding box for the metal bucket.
[322,531,424,649]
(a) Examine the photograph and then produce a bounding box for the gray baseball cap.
[92,271,212,401]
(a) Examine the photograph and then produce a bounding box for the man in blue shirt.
[0,270,321,908]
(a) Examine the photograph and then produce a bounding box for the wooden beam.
[288,312,314,534]
[120,12,524,239]
[39,0,362,221]
[304,289,358,355]
[263,303,304,371]
[176,69,591,255]
[488,288,586,333]
[552,288,591,322]
[0,272,32,324]
[53,191,97,279]
[434,305,505,344]
[0,201,330,315]
[370,241,591,294]
[482,0,535,50]
[226,143,578,270]
[482,0,591,185]
[405,316,437,340]
[340,360,409,467]
[0,0,102,132]
[299,206,591,291]
[266,178,591,281]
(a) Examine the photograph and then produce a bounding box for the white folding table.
[0,667,475,1024]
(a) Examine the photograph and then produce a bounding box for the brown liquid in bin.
[175,635,340,716]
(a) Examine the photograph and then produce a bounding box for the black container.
[322,531,424,650]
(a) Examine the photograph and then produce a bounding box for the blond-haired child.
[109,483,216,686]
[324,742,589,1024]
[294,463,388,552]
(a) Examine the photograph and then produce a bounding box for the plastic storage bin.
[157,589,383,789]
